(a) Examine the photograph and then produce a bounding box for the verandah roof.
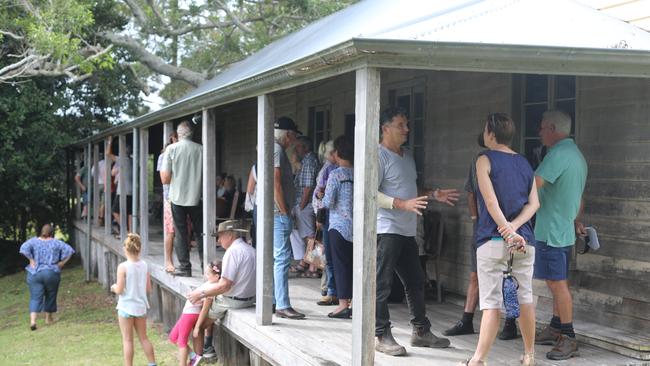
[73,0,650,146]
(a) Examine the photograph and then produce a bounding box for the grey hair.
[274,129,289,142]
[543,110,572,135]
[177,121,193,139]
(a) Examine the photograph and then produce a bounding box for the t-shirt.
[77,166,88,186]
[222,238,256,298]
[91,160,106,186]
[377,144,418,237]
[535,138,588,247]
[464,152,486,194]
[182,282,209,314]
[162,138,203,206]
[114,157,133,196]
[156,153,170,201]
[274,141,295,214]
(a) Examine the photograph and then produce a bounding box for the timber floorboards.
[80,221,646,366]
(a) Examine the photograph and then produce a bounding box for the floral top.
[19,237,75,274]
[312,161,337,214]
[322,167,354,242]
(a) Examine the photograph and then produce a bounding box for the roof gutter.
[354,38,650,78]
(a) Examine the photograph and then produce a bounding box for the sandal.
[520,352,535,366]
[165,264,176,273]
[289,263,307,274]
[298,271,321,279]
[458,359,486,366]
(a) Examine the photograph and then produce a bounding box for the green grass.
[0,265,179,365]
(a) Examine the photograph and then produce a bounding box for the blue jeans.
[273,214,293,310]
[322,216,337,296]
[27,270,61,313]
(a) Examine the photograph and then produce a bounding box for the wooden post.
[119,134,128,241]
[75,151,82,219]
[139,127,149,257]
[351,67,380,366]
[256,94,274,326]
[93,143,100,227]
[132,128,139,234]
[104,138,112,237]
[86,143,93,282]
[202,108,217,270]
[163,121,173,247]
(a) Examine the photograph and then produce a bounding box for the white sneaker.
[190,355,202,366]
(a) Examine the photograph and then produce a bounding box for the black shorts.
[112,195,133,215]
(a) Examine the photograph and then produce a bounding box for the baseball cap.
[274,116,302,135]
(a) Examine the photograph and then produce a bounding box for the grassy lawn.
[0,265,179,365]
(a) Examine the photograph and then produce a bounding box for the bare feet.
[165,262,175,273]
[45,315,54,325]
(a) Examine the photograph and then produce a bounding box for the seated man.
[186,220,256,356]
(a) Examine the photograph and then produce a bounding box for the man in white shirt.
[186,219,256,318]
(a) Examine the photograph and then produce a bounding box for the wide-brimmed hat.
[217,220,249,234]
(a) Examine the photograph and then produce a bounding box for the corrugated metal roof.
[74,0,650,146]
[577,0,650,31]
[175,0,650,107]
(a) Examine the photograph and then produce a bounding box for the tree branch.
[214,0,254,34]
[0,30,24,40]
[99,31,207,86]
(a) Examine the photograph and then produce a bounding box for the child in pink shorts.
[169,261,221,366]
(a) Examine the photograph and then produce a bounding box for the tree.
[1,0,356,103]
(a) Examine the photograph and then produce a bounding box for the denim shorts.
[533,240,572,281]
[118,309,143,318]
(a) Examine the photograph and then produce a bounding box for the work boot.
[498,319,518,340]
[546,335,579,360]
[535,325,561,345]
[375,328,407,356]
[410,327,451,348]
[444,320,474,336]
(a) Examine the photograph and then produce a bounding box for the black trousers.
[329,229,353,299]
[171,202,203,272]
[376,233,431,336]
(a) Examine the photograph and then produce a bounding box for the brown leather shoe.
[535,325,561,345]
[546,335,579,360]
[317,295,339,306]
[275,307,305,319]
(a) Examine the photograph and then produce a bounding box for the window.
[520,75,576,169]
[388,85,426,183]
[308,105,331,152]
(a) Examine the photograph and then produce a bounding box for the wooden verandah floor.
[79,220,645,366]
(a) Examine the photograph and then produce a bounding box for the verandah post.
[351,66,380,366]
[256,94,274,326]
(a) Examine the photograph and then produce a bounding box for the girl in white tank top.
[111,234,157,366]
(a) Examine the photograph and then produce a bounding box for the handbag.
[244,192,255,212]
[303,229,326,270]
[502,252,520,319]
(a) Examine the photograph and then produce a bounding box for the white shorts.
[476,240,535,311]
[293,205,315,239]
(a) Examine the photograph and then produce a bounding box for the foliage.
[0,265,179,365]
[2,0,358,103]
